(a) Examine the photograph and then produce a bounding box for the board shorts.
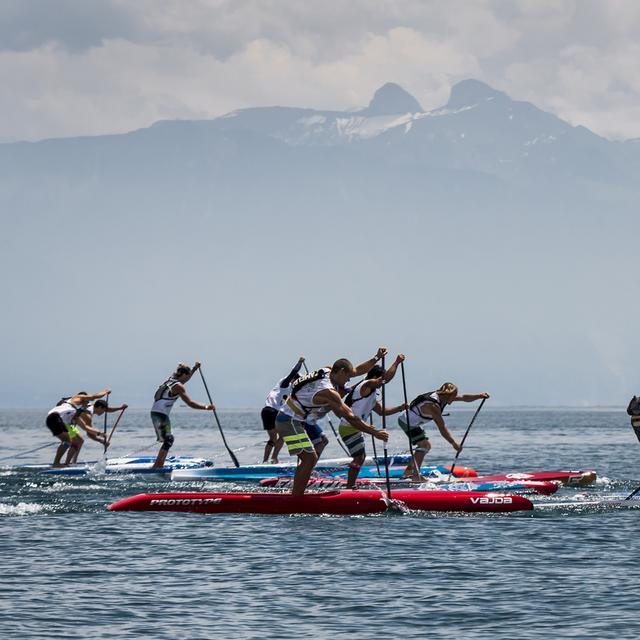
[275,414,314,455]
[398,416,429,446]
[46,412,67,437]
[66,424,80,438]
[338,424,366,458]
[261,406,278,431]
[303,422,326,446]
[151,411,172,442]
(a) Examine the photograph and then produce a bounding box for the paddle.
[400,361,419,479]
[103,392,110,457]
[381,355,392,499]
[370,411,381,477]
[447,397,486,481]
[198,367,240,467]
[107,407,127,446]
[327,418,350,456]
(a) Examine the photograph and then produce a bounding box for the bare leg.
[291,450,318,496]
[152,447,168,468]
[262,438,274,463]
[401,439,431,480]
[314,436,328,460]
[66,435,84,464]
[52,432,71,467]
[271,433,284,463]
[346,453,366,489]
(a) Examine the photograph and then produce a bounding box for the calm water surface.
[1,408,639,639]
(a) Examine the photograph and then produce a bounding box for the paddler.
[339,353,407,488]
[45,389,111,467]
[399,382,489,480]
[276,348,390,496]
[261,356,306,463]
[65,398,129,464]
[151,362,214,468]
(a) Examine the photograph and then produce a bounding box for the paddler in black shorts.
[261,357,305,463]
[398,383,489,480]
[45,389,111,466]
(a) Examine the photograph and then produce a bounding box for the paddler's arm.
[319,389,389,441]
[176,385,214,411]
[75,413,107,443]
[72,388,111,403]
[374,401,407,416]
[281,357,305,388]
[106,403,128,413]
[453,392,490,403]
[383,353,405,382]
[421,404,461,452]
[353,347,388,376]
[180,361,201,383]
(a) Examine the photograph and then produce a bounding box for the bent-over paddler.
[399,382,489,480]
[276,348,390,496]
[45,388,111,467]
[339,353,407,488]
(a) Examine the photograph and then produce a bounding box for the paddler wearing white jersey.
[151,361,215,469]
[275,348,390,497]
[45,388,111,467]
[338,354,407,488]
[261,357,305,463]
[398,382,490,480]
[65,398,129,464]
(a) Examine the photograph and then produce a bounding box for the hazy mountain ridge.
[1,79,639,407]
[3,79,638,191]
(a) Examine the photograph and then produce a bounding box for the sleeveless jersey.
[341,380,378,422]
[281,367,334,423]
[48,401,83,426]
[403,391,447,427]
[265,378,291,411]
[151,378,181,415]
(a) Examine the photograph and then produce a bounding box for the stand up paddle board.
[108,489,532,515]
[171,463,476,482]
[32,456,213,476]
[260,476,559,495]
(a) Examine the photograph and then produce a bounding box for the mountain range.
[1,79,638,407]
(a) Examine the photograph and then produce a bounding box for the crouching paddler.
[45,389,111,467]
[399,382,489,480]
[275,348,390,496]
[339,353,407,488]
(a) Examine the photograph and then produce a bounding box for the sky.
[1,1,639,410]
[3,0,640,143]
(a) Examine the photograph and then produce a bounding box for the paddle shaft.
[400,361,419,477]
[625,485,640,501]
[198,368,240,467]
[448,397,486,479]
[107,407,127,445]
[370,412,381,477]
[381,355,392,499]
[103,392,110,456]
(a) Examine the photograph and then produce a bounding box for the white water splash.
[0,502,45,516]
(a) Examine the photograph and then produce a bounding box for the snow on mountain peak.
[447,79,509,109]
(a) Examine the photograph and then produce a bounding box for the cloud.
[1,0,640,141]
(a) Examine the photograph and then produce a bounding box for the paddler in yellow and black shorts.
[275,348,390,496]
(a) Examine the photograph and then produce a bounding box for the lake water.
[1,408,639,639]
